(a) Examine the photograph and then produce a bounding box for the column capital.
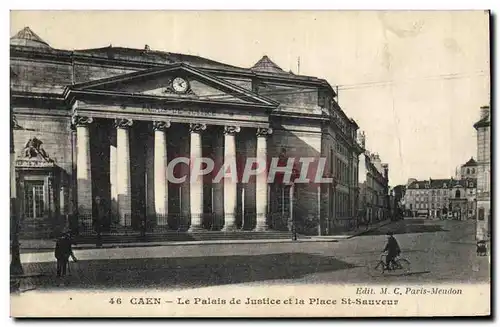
[71,114,93,127]
[153,120,171,131]
[189,123,207,133]
[224,125,241,135]
[115,118,134,129]
[256,127,273,137]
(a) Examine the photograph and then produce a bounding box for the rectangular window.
[24,181,45,219]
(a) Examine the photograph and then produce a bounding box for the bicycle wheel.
[368,260,385,277]
[396,259,411,274]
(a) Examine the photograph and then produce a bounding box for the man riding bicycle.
[382,231,401,270]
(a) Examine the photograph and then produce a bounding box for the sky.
[10,10,490,186]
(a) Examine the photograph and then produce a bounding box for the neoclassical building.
[11,27,364,239]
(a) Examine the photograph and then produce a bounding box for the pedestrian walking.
[54,231,77,277]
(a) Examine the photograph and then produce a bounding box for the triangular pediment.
[68,64,278,108]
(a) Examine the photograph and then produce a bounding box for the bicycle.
[368,253,411,276]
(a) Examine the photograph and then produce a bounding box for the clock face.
[172,77,189,93]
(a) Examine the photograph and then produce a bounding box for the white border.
[3,2,498,326]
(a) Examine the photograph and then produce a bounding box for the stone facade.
[404,178,476,220]
[459,157,478,180]
[474,105,491,240]
[11,27,364,239]
[358,147,390,226]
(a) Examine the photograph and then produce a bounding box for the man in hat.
[382,231,401,270]
[54,231,78,277]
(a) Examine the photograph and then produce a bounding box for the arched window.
[466,168,470,174]
[472,168,475,174]
[455,190,460,198]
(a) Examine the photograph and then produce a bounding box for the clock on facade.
[172,77,189,93]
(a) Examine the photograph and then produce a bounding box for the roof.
[10,28,336,87]
[462,157,477,167]
[408,178,477,189]
[429,179,450,188]
[408,178,451,189]
[10,27,50,48]
[74,46,245,71]
[251,55,290,75]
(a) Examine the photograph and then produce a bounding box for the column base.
[221,214,238,232]
[221,224,238,232]
[155,213,169,227]
[253,224,269,232]
[187,213,204,232]
[254,215,269,231]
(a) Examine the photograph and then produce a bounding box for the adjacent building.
[390,185,406,220]
[474,105,491,240]
[357,137,390,226]
[404,177,476,220]
[11,27,365,239]
[448,178,477,220]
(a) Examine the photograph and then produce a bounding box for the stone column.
[254,127,272,231]
[222,125,240,231]
[188,123,206,231]
[109,128,118,224]
[153,120,171,226]
[115,118,133,226]
[73,115,93,228]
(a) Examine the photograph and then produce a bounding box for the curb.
[348,220,394,238]
[310,220,395,241]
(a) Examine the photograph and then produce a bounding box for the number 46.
[109,298,122,304]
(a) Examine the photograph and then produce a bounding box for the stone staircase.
[74,229,302,244]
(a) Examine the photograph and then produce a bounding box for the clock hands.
[172,78,188,92]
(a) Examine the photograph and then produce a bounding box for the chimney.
[480,105,490,119]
